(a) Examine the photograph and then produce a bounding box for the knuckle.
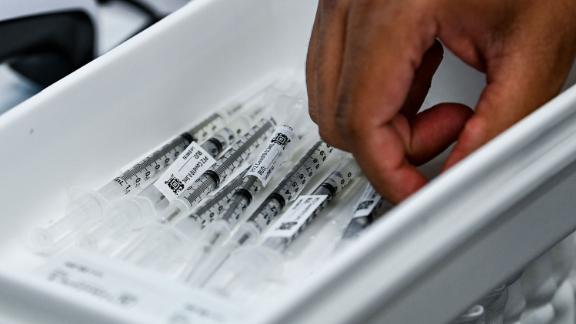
[318,127,335,144]
[318,127,345,149]
[335,98,364,143]
[308,104,319,124]
[345,115,367,141]
[462,116,488,140]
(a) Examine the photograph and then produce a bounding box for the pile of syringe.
[29,79,392,310]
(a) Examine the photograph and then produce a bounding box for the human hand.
[307,0,576,203]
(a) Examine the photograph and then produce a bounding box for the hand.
[307,0,576,203]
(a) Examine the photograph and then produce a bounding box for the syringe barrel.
[107,111,229,197]
[237,176,261,199]
[200,125,240,158]
[200,219,234,247]
[186,169,248,227]
[220,195,250,225]
[158,199,190,224]
[177,174,218,210]
[342,215,375,240]
[28,190,108,255]
[342,183,389,240]
[209,108,262,152]
[314,157,360,197]
[269,141,332,204]
[173,216,203,239]
[245,122,296,187]
[138,184,166,206]
[109,134,191,196]
[210,118,275,183]
[80,159,223,252]
[244,142,333,231]
[216,120,300,226]
[115,125,234,212]
[245,198,283,233]
[177,119,275,209]
[186,146,338,287]
[77,196,157,254]
[184,112,228,142]
[229,221,261,247]
[261,157,359,248]
[146,129,239,211]
[219,175,261,224]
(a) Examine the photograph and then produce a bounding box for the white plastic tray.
[0,0,575,323]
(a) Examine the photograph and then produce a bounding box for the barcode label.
[154,142,217,202]
[264,195,327,239]
[246,124,295,186]
[353,184,381,218]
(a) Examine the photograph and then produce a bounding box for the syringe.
[111,168,251,269]
[29,110,231,255]
[164,132,311,277]
[134,112,258,207]
[188,96,314,227]
[328,183,392,255]
[74,117,251,251]
[192,168,251,227]
[28,78,292,255]
[166,94,311,224]
[235,141,333,233]
[158,117,277,223]
[79,118,277,255]
[120,109,311,269]
[170,142,330,277]
[179,142,336,286]
[341,183,391,240]
[165,94,311,221]
[84,94,310,259]
[201,157,361,292]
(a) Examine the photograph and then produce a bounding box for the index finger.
[336,2,438,202]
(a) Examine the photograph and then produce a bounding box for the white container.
[1,0,576,323]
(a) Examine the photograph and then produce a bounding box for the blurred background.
[0,0,191,115]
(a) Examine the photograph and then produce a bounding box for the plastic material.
[0,0,575,324]
[206,157,360,295]
[29,108,232,255]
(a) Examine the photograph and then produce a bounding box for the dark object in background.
[0,0,164,89]
[0,11,96,87]
[98,0,163,27]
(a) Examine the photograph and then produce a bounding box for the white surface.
[0,0,173,114]
[496,234,575,324]
[97,1,150,53]
[0,0,99,114]
[0,2,315,321]
[0,66,39,115]
[0,0,574,323]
